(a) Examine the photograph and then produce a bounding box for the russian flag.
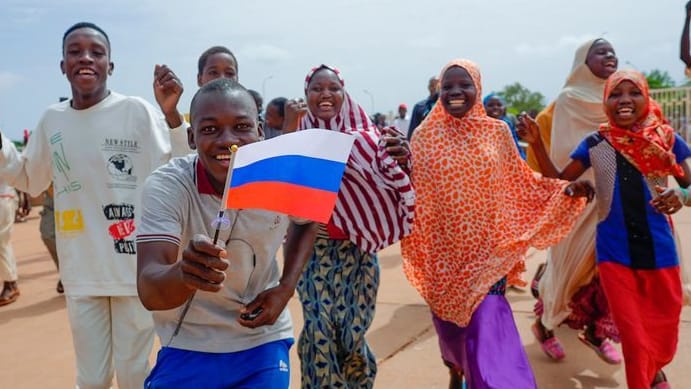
[224,129,355,223]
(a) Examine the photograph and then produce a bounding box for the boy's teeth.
[216,155,231,160]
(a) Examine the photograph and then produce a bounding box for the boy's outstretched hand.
[565,180,595,203]
[153,64,184,128]
[516,113,541,144]
[651,185,685,214]
[179,234,229,293]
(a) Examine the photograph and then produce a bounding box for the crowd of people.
[1,4,691,388]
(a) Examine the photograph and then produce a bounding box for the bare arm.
[650,159,691,214]
[0,130,52,197]
[682,2,691,67]
[153,64,184,129]
[675,159,691,189]
[517,114,587,181]
[238,221,318,328]
[137,235,229,311]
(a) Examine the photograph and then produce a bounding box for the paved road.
[1,208,689,388]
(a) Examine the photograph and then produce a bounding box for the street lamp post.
[262,75,274,98]
[363,89,375,113]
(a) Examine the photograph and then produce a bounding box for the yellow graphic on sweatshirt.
[56,209,84,234]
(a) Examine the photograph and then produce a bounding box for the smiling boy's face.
[60,27,113,105]
[189,90,262,194]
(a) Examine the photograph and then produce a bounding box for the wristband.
[681,187,690,206]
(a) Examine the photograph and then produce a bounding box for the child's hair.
[268,97,288,117]
[189,78,251,123]
[62,22,110,54]
[197,46,238,76]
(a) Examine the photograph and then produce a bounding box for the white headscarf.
[550,38,610,168]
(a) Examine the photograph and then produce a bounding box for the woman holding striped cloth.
[284,64,413,389]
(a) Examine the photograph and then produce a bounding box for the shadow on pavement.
[0,296,65,325]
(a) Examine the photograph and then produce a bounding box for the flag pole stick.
[212,144,238,242]
[168,145,239,345]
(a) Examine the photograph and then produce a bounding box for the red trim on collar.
[195,158,220,196]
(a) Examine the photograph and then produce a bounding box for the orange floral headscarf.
[401,59,587,326]
[599,69,683,178]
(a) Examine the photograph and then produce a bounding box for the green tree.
[497,82,545,115]
[644,69,676,89]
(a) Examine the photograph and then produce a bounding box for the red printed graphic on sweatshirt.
[108,219,136,240]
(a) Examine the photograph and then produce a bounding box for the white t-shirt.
[0,92,187,296]
[137,155,294,353]
[392,117,409,135]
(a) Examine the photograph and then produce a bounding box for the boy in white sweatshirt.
[0,22,185,389]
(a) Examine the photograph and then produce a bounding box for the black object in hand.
[240,307,263,321]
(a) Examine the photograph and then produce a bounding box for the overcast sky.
[0,0,687,140]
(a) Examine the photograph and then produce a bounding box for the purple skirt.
[432,295,536,389]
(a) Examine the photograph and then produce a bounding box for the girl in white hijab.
[532,38,622,364]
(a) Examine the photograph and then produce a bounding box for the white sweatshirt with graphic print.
[0,92,189,296]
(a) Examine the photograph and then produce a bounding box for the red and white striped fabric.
[299,65,414,253]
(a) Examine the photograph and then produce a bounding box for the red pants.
[598,262,681,389]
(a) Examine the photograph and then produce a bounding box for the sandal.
[531,262,546,299]
[651,370,671,389]
[531,322,565,361]
[577,331,622,365]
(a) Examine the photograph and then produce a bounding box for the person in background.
[40,183,62,293]
[153,45,239,157]
[680,0,691,78]
[483,93,526,159]
[264,97,288,139]
[373,112,387,129]
[392,103,409,135]
[0,173,19,306]
[14,130,32,223]
[526,101,556,173]
[408,76,439,139]
[531,38,622,366]
[249,89,264,125]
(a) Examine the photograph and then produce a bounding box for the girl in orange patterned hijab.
[401,59,591,388]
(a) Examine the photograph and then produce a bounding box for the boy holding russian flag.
[136,78,318,388]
